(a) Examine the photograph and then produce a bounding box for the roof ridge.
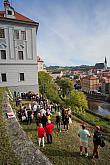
[0,10,37,23]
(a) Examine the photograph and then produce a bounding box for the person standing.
[41,114,48,128]
[63,112,69,130]
[37,123,45,147]
[33,103,37,118]
[40,107,46,117]
[35,113,42,127]
[27,108,32,124]
[56,111,62,132]
[92,126,102,159]
[78,124,90,157]
[45,120,54,144]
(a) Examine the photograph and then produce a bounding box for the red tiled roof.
[0,11,5,17]
[81,75,98,80]
[0,10,35,23]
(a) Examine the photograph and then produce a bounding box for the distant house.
[81,75,99,92]
[37,56,46,72]
[101,82,110,94]
[50,71,63,79]
[0,0,39,94]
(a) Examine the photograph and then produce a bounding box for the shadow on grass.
[42,148,80,158]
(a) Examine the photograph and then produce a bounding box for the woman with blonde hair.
[56,111,61,132]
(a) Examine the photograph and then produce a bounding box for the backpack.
[96,132,105,147]
[100,140,105,147]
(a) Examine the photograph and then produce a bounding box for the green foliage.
[70,90,88,111]
[73,74,79,79]
[39,73,88,114]
[56,77,73,97]
[38,71,62,104]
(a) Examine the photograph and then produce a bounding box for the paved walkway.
[2,91,53,165]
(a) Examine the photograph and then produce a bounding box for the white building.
[37,56,46,72]
[0,0,39,95]
[50,71,63,79]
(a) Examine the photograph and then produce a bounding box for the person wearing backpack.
[92,126,104,159]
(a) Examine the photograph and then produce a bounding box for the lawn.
[11,98,110,165]
[0,87,20,165]
[20,114,110,165]
[73,111,110,128]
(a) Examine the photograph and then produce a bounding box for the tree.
[56,78,73,98]
[69,90,88,112]
[38,71,62,104]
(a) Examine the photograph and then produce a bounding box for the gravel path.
[2,91,53,165]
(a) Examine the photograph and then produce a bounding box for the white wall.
[0,23,37,64]
[0,21,38,93]
[0,64,38,85]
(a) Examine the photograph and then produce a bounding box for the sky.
[0,0,110,66]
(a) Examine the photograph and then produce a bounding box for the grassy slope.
[0,88,20,165]
[21,114,110,165]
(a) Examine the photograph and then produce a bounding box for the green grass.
[20,114,110,165]
[0,87,20,165]
[13,99,110,165]
[72,110,110,129]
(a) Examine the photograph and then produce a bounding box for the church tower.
[104,56,107,70]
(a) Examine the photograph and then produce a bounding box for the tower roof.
[105,56,107,64]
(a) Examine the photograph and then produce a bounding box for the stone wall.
[2,91,52,165]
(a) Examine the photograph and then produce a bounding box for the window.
[21,31,26,40]
[0,28,5,38]
[20,73,24,81]
[1,50,6,59]
[14,30,19,39]
[7,10,12,15]
[1,73,7,82]
[18,51,23,60]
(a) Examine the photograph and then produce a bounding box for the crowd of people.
[17,94,72,146]
[16,93,105,159]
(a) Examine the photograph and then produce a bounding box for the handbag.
[22,116,26,121]
[69,117,72,124]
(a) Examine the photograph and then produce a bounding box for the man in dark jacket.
[93,126,101,159]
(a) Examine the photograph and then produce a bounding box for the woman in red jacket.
[45,120,54,144]
[37,123,45,147]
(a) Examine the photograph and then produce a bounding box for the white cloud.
[1,0,110,66]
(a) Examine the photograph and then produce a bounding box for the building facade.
[0,0,39,94]
[81,75,99,92]
[37,56,46,72]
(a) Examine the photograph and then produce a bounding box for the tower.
[3,0,15,19]
[4,0,10,6]
[104,56,107,70]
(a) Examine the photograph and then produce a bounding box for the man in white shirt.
[40,108,46,117]
[78,124,90,157]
